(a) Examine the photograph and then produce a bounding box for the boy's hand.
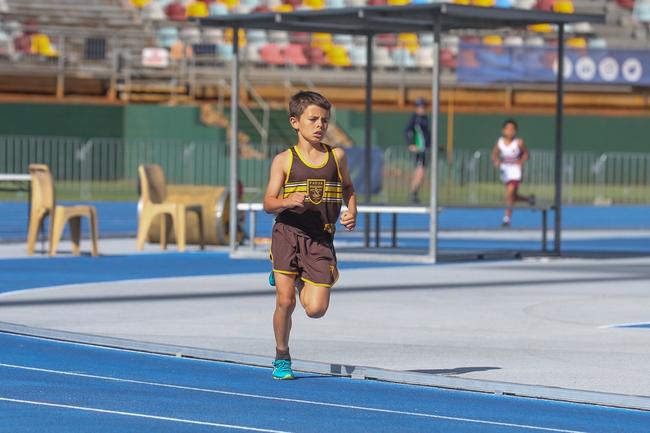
[340,211,356,231]
[408,144,418,153]
[283,192,306,209]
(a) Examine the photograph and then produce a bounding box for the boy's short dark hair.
[503,119,518,129]
[289,91,331,119]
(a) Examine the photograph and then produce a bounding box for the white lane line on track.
[0,363,588,433]
[0,397,291,433]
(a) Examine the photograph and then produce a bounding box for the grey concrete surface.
[1,255,649,397]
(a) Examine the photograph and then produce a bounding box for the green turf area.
[2,180,649,205]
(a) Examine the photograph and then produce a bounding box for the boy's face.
[415,105,426,116]
[502,123,517,140]
[290,104,330,144]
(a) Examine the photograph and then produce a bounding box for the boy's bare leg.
[273,272,297,356]
[410,165,425,195]
[299,284,331,319]
[504,183,517,222]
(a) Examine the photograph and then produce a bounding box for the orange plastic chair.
[27,164,99,257]
[137,164,205,252]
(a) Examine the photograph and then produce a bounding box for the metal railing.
[2,135,650,205]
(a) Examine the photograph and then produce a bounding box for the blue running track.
[1,332,649,433]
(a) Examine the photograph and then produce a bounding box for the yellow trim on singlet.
[331,146,343,183]
[294,144,329,169]
[285,149,294,184]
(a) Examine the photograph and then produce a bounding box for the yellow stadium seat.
[553,0,575,13]
[387,0,411,5]
[30,34,58,57]
[225,28,247,46]
[131,0,152,8]
[398,33,419,55]
[187,1,209,17]
[528,23,554,33]
[567,37,587,48]
[482,34,503,46]
[473,0,496,7]
[312,33,333,53]
[304,0,326,9]
[219,0,239,9]
[327,44,351,67]
[272,3,294,12]
[454,0,471,5]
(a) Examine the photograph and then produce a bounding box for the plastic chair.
[31,34,58,57]
[187,1,209,17]
[137,164,204,253]
[305,0,326,8]
[473,0,495,7]
[374,46,393,67]
[415,46,434,68]
[246,43,263,63]
[588,38,607,49]
[528,23,554,33]
[285,43,308,65]
[27,164,99,257]
[304,46,327,65]
[398,33,419,55]
[326,0,346,7]
[311,33,333,53]
[504,35,524,46]
[553,0,574,14]
[391,47,415,68]
[327,44,351,67]
[495,0,513,7]
[260,43,285,65]
[387,0,411,5]
[348,45,367,67]
[567,37,587,48]
[165,1,187,20]
[209,2,229,14]
[483,34,503,46]
[158,27,179,48]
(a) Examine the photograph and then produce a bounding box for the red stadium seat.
[165,1,187,20]
[285,44,308,65]
[260,43,285,65]
[304,46,327,66]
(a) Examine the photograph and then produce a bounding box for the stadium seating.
[285,43,308,65]
[327,44,352,67]
[260,43,284,65]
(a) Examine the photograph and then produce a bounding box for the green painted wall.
[0,102,123,138]
[1,102,648,154]
[123,105,225,142]
[337,109,650,154]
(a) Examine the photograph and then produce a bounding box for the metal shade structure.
[200,4,605,263]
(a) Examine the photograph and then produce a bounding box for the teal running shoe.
[272,359,295,380]
[269,271,275,287]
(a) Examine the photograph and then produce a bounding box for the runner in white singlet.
[491,119,535,227]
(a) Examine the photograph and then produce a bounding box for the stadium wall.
[0,102,647,153]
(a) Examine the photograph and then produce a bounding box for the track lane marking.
[1,363,588,433]
[0,397,291,432]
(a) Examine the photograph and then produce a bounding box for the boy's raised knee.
[305,303,328,318]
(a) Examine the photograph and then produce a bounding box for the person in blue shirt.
[404,97,430,204]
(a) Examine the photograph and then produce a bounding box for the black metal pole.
[364,34,373,248]
[554,24,565,255]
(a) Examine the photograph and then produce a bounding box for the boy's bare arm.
[263,152,305,214]
[491,142,500,167]
[334,148,357,231]
[518,139,529,165]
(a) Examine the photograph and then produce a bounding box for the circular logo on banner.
[575,57,597,81]
[552,56,573,79]
[598,57,619,82]
[622,58,643,83]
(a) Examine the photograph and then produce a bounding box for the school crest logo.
[307,179,325,205]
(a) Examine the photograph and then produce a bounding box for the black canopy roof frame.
[200,4,605,262]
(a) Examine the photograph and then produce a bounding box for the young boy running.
[263,91,357,380]
[491,119,535,227]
